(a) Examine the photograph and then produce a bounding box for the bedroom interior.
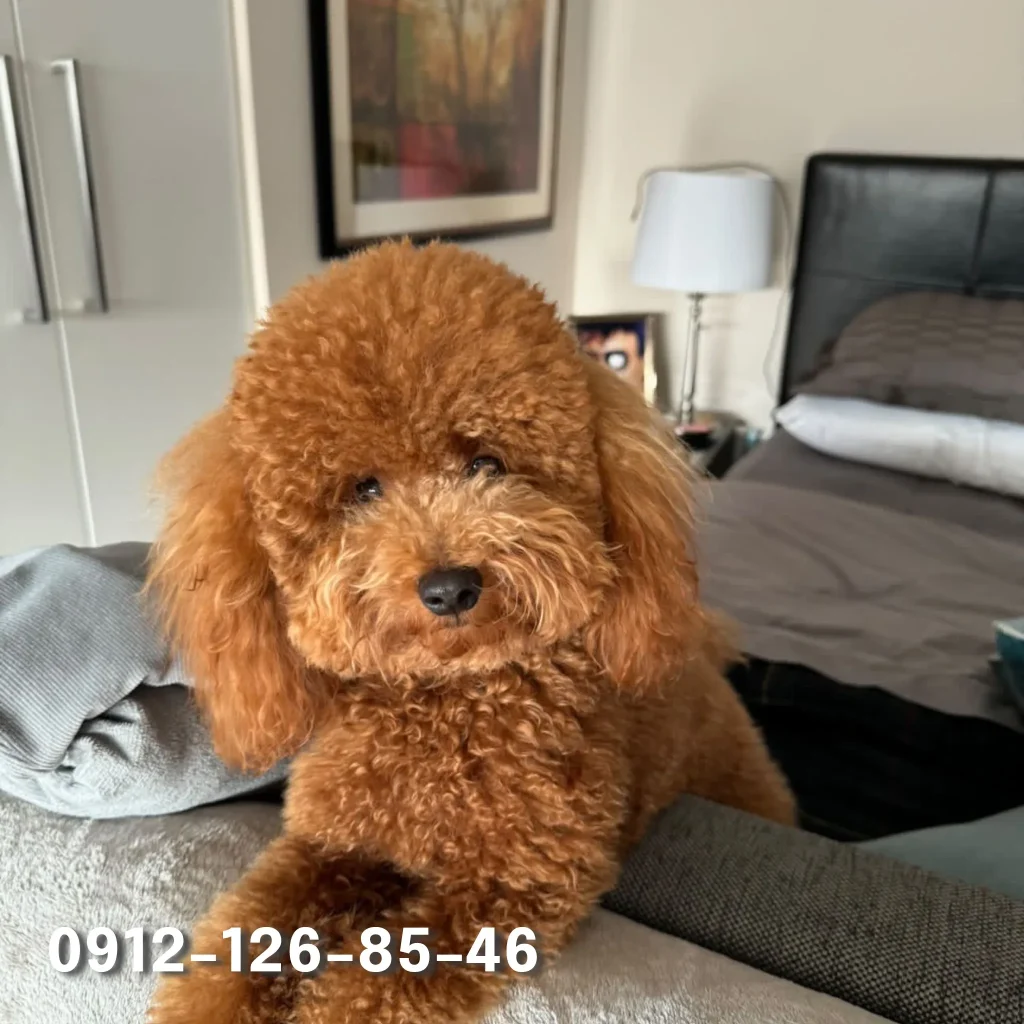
[2,1,1023,1023]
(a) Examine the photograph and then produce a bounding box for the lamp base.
[676,293,704,428]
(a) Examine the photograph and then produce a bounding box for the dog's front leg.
[147,835,413,1024]
[290,872,612,1024]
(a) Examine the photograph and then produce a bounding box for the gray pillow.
[798,291,1024,423]
[861,806,1024,901]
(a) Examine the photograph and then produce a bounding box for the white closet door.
[0,1,87,553]
[18,0,254,543]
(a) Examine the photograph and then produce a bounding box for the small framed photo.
[568,313,661,405]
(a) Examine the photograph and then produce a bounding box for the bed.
[698,153,1024,841]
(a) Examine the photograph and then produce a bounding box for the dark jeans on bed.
[728,659,1024,842]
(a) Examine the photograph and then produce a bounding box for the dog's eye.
[468,455,505,478]
[353,476,383,503]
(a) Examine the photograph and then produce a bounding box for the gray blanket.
[729,428,1024,544]
[0,789,891,1024]
[0,544,285,817]
[698,480,1024,731]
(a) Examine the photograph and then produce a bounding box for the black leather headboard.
[780,153,1024,402]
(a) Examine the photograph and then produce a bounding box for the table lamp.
[631,168,775,431]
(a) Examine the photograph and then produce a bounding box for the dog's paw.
[147,966,296,1024]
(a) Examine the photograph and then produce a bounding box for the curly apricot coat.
[146,242,794,1024]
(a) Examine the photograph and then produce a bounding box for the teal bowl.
[995,617,1024,714]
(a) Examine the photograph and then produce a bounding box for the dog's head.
[151,243,703,769]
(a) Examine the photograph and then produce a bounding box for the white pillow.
[775,395,1024,499]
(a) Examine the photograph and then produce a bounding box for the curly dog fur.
[146,242,794,1024]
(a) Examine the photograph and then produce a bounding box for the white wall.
[572,0,1024,426]
[237,0,592,313]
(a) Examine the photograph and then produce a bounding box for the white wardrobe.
[0,0,254,552]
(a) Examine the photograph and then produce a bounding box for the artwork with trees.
[347,0,550,201]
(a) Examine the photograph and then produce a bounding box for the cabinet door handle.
[0,55,48,324]
[51,58,108,314]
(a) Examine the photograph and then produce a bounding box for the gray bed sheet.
[729,429,1024,542]
[697,431,1024,730]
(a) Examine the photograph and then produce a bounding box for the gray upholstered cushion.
[604,796,1024,1024]
[798,291,1024,423]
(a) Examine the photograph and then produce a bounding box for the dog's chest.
[285,666,630,867]
[332,673,600,790]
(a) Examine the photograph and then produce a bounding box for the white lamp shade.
[632,170,775,293]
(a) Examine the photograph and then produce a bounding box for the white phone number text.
[48,925,540,975]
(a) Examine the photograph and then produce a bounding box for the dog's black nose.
[417,567,483,617]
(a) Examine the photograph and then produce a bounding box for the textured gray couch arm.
[604,796,1024,1024]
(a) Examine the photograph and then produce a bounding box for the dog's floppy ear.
[148,411,316,771]
[582,359,705,689]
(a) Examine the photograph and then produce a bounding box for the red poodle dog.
[147,242,794,1024]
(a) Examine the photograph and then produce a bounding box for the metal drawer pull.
[0,55,48,323]
[51,58,108,314]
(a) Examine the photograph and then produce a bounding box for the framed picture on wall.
[308,0,565,258]
[568,313,661,406]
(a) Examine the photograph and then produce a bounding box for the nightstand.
[673,411,750,478]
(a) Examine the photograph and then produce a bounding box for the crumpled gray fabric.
[0,543,286,818]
